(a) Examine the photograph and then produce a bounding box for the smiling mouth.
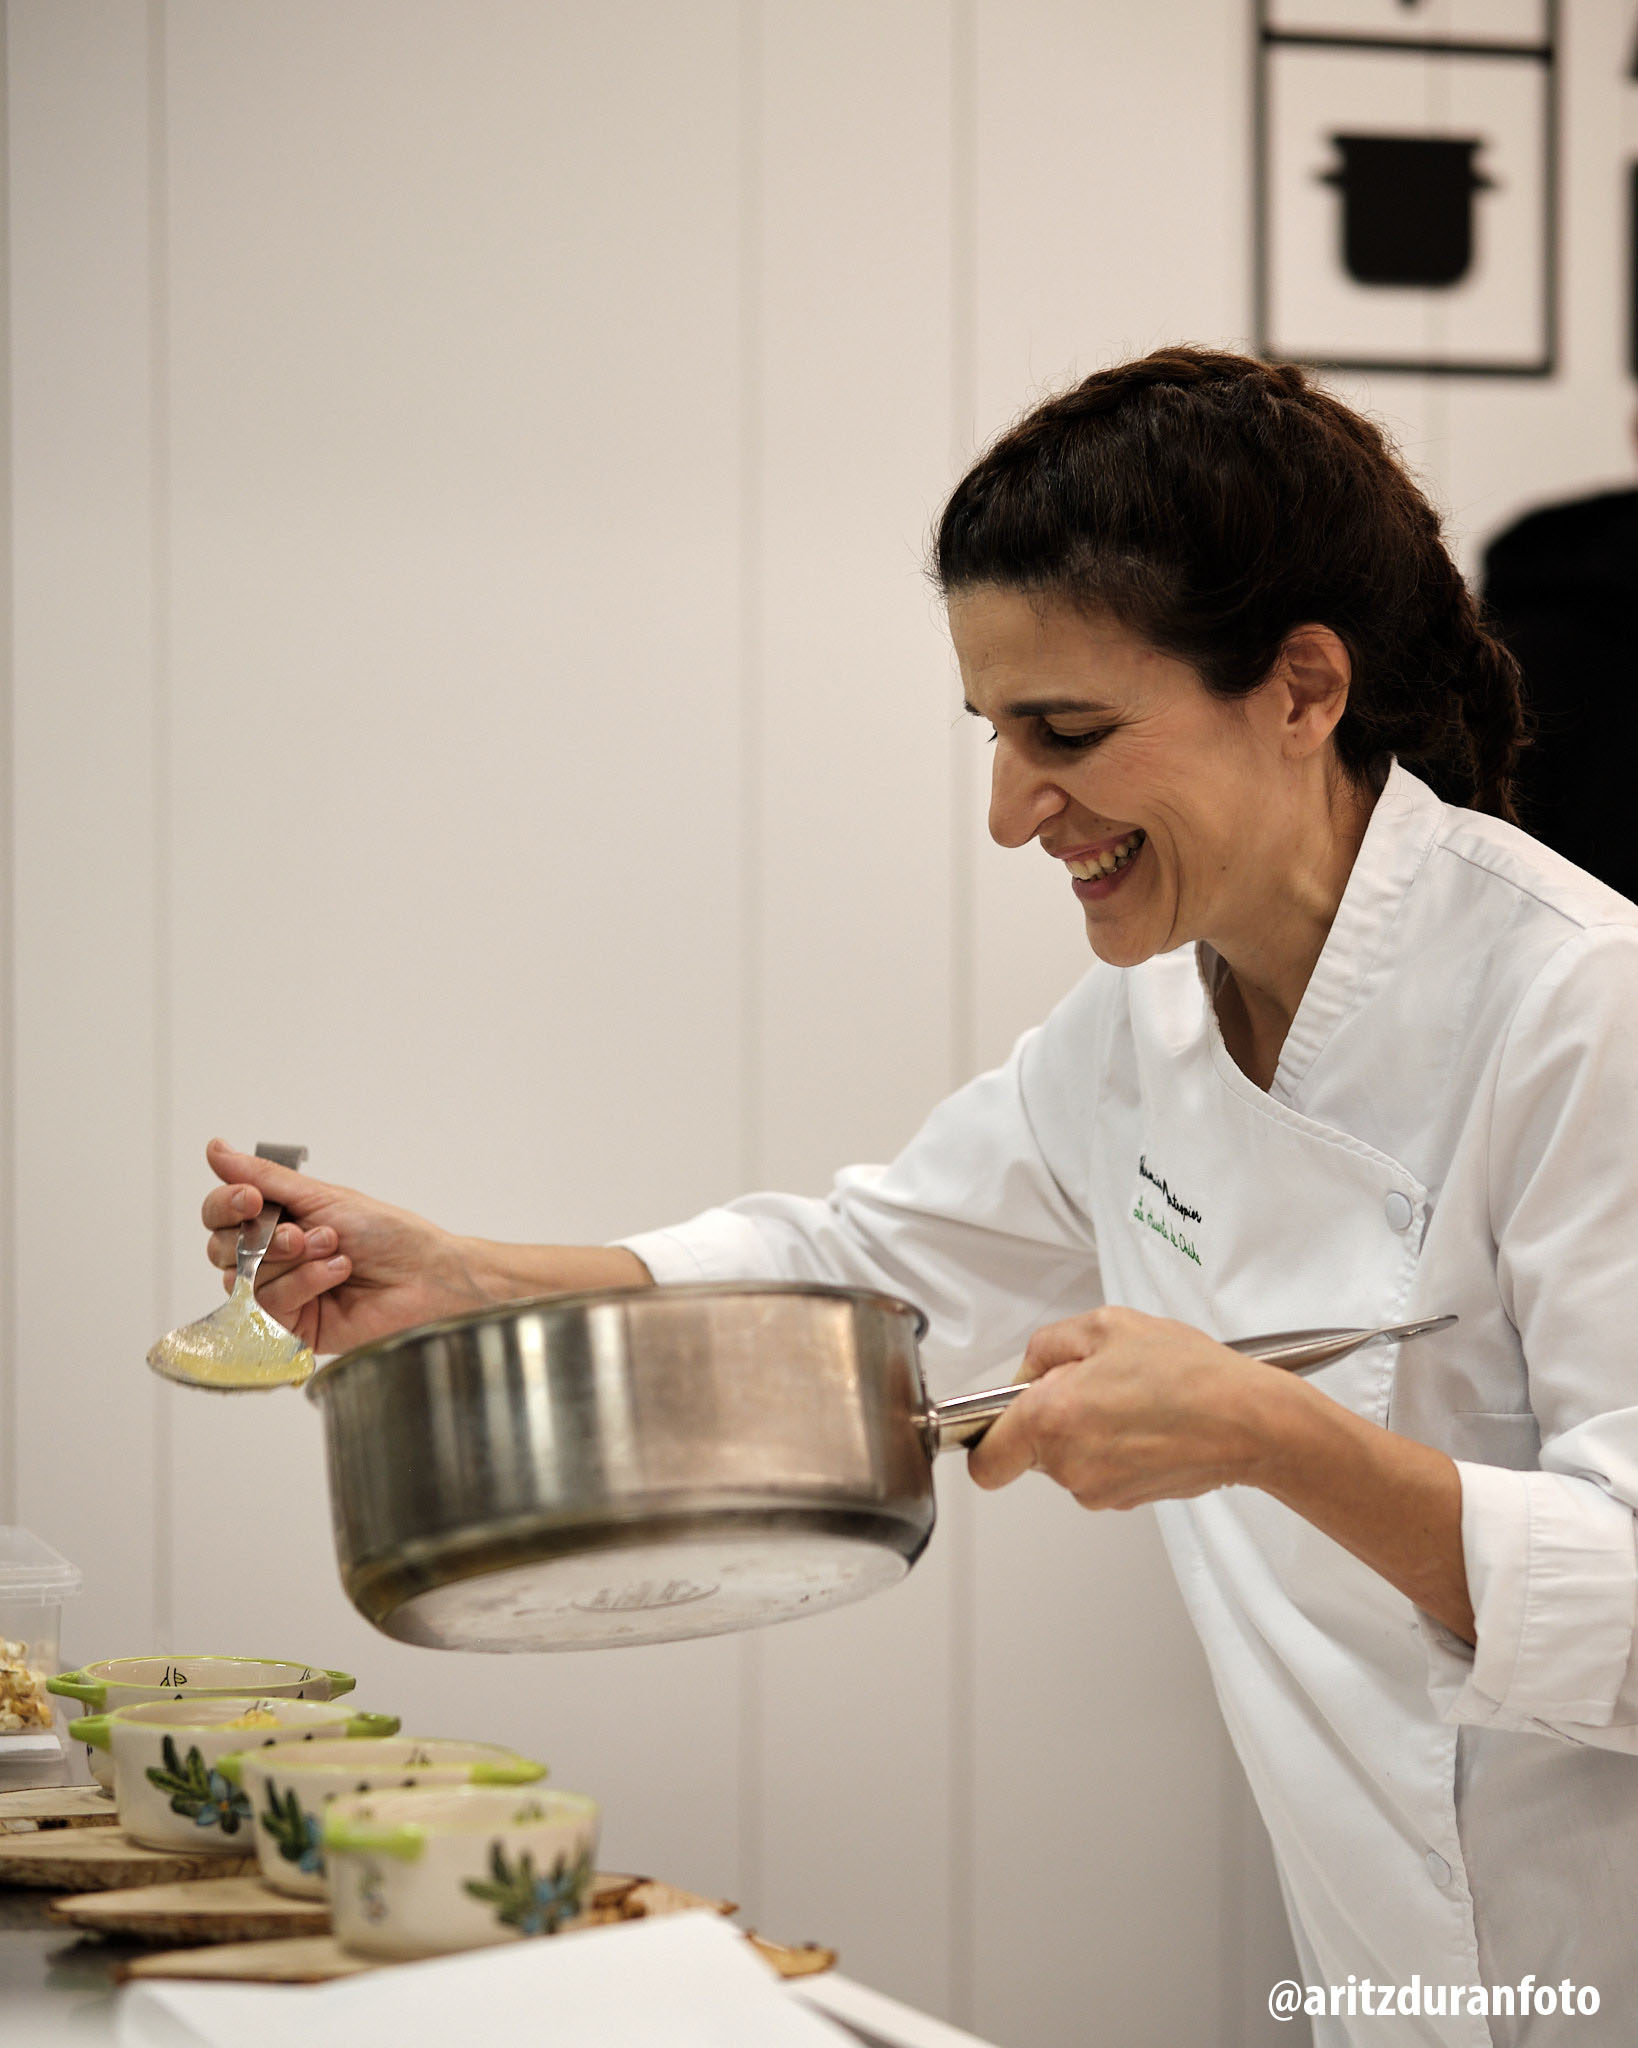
[1063,830,1145,881]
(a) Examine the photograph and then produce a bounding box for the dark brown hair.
[934,347,1525,819]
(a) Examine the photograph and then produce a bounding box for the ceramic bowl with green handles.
[48,1656,355,1791]
[324,1783,599,1959]
[69,1696,397,1854]
[219,1737,548,1900]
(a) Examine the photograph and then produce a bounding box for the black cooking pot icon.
[1322,134,1494,288]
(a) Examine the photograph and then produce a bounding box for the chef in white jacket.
[203,350,1638,2045]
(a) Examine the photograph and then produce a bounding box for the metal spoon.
[931,1315,1458,1449]
[146,1143,316,1393]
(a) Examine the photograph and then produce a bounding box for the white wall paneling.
[9,0,166,1651]
[158,0,749,1906]
[7,5,1634,2043]
[748,0,961,2012]
[0,0,12,1528]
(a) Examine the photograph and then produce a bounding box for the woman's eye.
[1040,724,1112,752]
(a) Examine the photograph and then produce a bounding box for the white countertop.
[1,1891,1003,2048]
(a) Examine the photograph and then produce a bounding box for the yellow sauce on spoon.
[147,1279,315,1391]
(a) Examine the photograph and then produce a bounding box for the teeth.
[1065,832,1144,881]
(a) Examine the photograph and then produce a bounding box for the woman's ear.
[1273,625,1352,758]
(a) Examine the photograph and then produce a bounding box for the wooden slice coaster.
[0,1828,253,1890]
[0,1785,120,1832]
[124,1925,836,1984]
[52,1874,327,1944]
[745,1932,839,1979]
[116,1869,832,1983]
[125,1935,368,1983]
[78,1870,717,1952]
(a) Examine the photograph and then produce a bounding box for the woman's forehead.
[949,588,1180,715]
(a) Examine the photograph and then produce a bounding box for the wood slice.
[0,1785,119,1831]
[125,1926,835,1984]
[621,1878,737,1920]
[586,1871,645,1910]
[0,1828,254,1890]
[117,1869,832,1984]
[745,1932,839,1979]
[52,1875,327,1944]
[124,1936,370,1984]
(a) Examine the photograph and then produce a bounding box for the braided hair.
[934,348,1525,820]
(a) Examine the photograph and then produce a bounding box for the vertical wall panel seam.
[948,0,976,1104]
[1229,13,1258,2017]
[0,0,15,1527]
[947,0,977,2028]
[735,0,765,1936]
[147,0,173,1645]
[1220,1718,1246,2048]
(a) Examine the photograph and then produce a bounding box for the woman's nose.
[988,740,1066,848]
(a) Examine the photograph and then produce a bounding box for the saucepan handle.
[923,1315,1457,1455]
[925,1383,1030,1454]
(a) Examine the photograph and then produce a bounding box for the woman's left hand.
[967,1305,1280,1506]
[970,1303,1476,1643]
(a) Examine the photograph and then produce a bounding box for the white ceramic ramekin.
[69,1696,397,1853]
[323,1783,600,1959]
[49,1655,355,1791]
[220,1737,547,1898]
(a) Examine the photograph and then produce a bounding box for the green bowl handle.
[66,1714,112,1751]
[345,1712,401,1739]
[47,1672,105,1710]
[321,1668,356,1698]
[470,1759,549,1786]
[215,1750,246,1786]
[323,1814,425,1862]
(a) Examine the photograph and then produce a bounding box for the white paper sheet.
[116,1912,854,2048]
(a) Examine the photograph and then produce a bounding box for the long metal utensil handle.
[926,1314,1457,1454]
[234,1141,309,1290]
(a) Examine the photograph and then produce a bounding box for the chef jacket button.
[1425,1850,1452,1886]
[1384,1190,1414,1231]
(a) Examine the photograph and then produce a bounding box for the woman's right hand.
[201,1138,492,1355]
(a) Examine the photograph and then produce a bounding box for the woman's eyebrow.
[962,696,1115,719]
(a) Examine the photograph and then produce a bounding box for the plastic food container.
[0,1527,83,1788]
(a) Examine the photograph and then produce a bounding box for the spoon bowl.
[147,1143,315,1392]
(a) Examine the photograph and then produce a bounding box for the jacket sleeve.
[617,1000,1106,1396]
[1422,923,1638,1746]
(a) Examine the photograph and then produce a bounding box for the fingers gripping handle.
[925,1383,1029,1454]
[922,1316,1458,1455]
[235,1142,309,1285]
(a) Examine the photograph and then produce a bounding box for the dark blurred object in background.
[1481,480,1638,900]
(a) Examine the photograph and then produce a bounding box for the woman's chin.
[1081,908,1165,970]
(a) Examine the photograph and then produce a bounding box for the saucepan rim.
[305,1278,930,1398]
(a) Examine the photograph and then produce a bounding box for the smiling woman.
[950,598,1373,1022]
[936,348,1523,817]
[198,348,1638,2045]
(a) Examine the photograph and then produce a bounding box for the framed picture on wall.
[1255,0,1557,376]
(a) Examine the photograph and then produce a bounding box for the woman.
[201,351,1638,2044]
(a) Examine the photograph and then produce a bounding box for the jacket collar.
[1267,762,1444,1104]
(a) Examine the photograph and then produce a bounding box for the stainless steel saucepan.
[306,1283,1454,1653]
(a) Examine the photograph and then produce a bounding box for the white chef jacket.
[622,764,1638,2047]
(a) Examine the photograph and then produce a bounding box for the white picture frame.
[1255,2,1556,376]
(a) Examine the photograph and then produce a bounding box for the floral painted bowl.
[220,1737,547,1899]
[68,1696,398,1854]
[324,1783,599,1960]
[48,1656,356,1792]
